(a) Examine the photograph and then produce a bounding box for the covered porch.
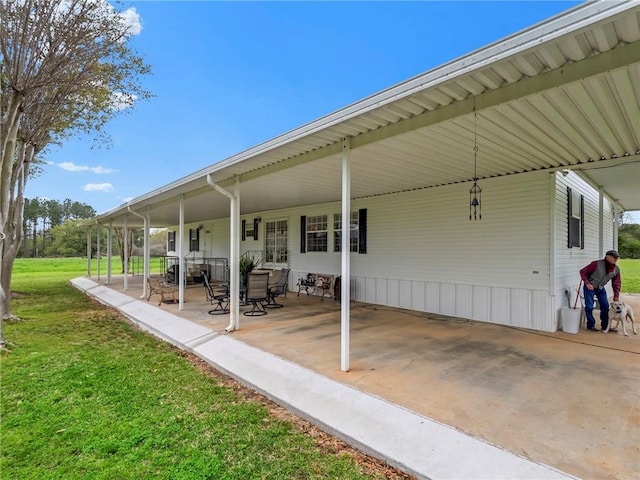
[99,274,640,480]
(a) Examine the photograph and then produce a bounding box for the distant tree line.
[21,197,168,259]
[21,197,96,257]
[619,223,640,259]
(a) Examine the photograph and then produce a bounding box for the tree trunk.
[0,96,23,238]
[114,227,136,273]
[0,93,25,342]
[0,144,29,346]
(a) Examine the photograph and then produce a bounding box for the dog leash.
[573,280,583,309]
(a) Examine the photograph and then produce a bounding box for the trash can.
[560,308,581,334]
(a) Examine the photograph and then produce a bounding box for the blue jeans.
[583,285,610,329]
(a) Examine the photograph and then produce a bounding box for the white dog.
[603,301,637,336]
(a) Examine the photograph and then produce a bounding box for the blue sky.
[34,1,637,219]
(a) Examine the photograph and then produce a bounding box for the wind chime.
[469,108,482,221]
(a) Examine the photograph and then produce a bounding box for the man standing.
[579,250,622,332]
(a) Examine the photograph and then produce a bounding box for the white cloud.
[92,166,118,174]
[84,183,114,193]
[57,162,118,174]
[121,7,143,36]
[54,2,143,39]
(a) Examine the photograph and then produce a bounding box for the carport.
[90,1,640,371]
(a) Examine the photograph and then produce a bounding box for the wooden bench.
[147,276,178,305]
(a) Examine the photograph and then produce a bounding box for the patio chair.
[243,272,270,316]
[166,264,179,284]
[147,276,178,306]
[202,274,229,315]
[266,268,290,308]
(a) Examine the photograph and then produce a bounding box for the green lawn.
[9,256,167,277]
[2,257,638,479]
[619,259,640,293]
[1,260,398,480]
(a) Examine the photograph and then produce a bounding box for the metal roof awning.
[96,0,640,227]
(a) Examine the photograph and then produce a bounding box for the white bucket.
[560,308,581,334]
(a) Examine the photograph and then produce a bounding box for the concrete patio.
[88,274,639,480]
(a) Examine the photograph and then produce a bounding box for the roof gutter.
[207,174,239,333]
[207,173,234,201]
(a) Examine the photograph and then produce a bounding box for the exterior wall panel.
[399,280,413,309]
[440,283,456,316]
[491,288,511,326]
[511,289,531,329]
[426,283,440,312]
[387,279,400,307]
[455,284,473,319]
[411,281,426,311]
[473,286,491,323]
[165,170,618,333]
[353,276,366,301]
[375,278,387,305]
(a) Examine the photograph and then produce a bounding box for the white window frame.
[264,219,288,267]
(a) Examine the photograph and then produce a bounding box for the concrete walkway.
[71,277,575,480]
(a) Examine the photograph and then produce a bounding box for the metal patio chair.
[243,272,270,316]
[266,268,290,308]
[203,274,230,315]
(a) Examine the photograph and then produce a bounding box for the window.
[567,187,584,249]
[305,215,328,252]
[167,231,176,251]
[189,228,200,252]
[301,209,367,254]
[334,211,359,252]
[265,220,288,264]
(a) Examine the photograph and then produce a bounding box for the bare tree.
[0,0,151,346]
[114,226,137,274]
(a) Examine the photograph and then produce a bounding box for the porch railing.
[165,256,229,285]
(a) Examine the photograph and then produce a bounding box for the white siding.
[553,171,619,327]
[363,174,550,289]
[210,219,231,258]
[289,172,554,330]
[166,220,230,259]
[167,170,621,333]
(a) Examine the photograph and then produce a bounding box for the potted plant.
[239,255,256,286]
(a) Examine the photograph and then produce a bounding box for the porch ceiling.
[98,2,640,228]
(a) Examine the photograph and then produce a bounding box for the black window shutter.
[567,187,573,248]
[253,218,259,241]
[189,228,200,252]
[580,194,585,249]
[300,216,306,253]
[358,208,367,254]
[241,219,246,241]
